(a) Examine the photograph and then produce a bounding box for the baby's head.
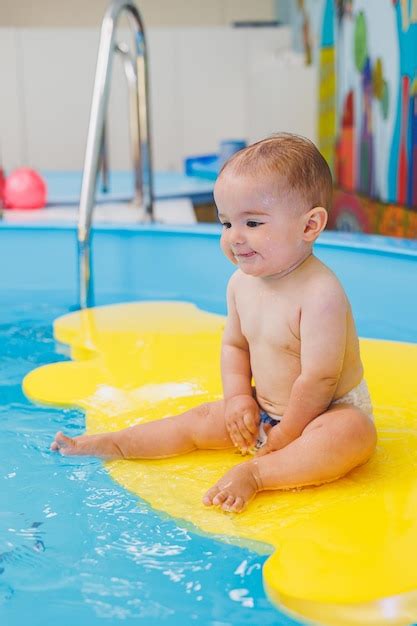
[214,133,333,278]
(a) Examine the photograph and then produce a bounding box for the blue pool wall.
[1,223,417,343]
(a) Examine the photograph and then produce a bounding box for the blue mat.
[43,170,214,205]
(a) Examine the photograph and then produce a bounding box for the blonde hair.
[219,133,333,212]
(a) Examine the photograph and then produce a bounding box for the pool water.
[0,293,296,626]
[1,223,417,625]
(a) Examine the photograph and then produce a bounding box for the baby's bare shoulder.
[227,269,250,294]
[228,269,240,285]
[302,260,348,308]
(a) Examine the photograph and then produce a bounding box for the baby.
[51,133,377,513]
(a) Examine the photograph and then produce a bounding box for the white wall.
[0,26,317,172]
[0,0,276,27]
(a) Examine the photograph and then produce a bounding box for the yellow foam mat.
[23,302,417,626]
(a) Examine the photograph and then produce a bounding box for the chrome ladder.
[78,0,154,309]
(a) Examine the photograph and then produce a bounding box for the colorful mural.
[318,0,337,172]
[306,0,417,238]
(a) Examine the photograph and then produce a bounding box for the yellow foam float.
[23,302,417,626]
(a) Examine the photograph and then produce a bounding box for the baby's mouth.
[234,251,257,259]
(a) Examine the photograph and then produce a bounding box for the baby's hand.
[256,424,293,457]
[225,394,260,453]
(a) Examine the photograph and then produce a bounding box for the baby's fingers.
[243,412,259,435]
[228,422,247,450]
[238,418,257,448]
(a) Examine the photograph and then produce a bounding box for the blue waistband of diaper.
[259,410,281,427]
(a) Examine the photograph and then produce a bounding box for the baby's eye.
[221,222,232,229]
[246,220,263,228]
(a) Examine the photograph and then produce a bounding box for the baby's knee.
[362,416,377,456]
[194,402,212,420]
[185,403,212,444]
[188,400,229,448]
[193,400,225,423]
[348,411,377,459]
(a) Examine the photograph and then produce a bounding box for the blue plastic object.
[184,154,220,180]
[218,139,247,166]
[185,140,247,180]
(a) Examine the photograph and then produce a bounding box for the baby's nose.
[230,227,245,245]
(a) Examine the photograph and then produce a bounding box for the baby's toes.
[230,496,245,513]
[221,495,237,512]
[202,486,221,507]
[212,490,229,507]
[51,432,76,454]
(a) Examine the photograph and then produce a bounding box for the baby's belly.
[255,394,287,418]
[251,351,300,417]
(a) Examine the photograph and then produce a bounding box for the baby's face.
[215,173,308,278]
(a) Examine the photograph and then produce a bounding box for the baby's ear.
[302,206,328,242]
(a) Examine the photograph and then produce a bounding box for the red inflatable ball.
[0,168,5,205]
[4,168,47,209]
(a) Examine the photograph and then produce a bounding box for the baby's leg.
[51,400,233,459]
[204,404,376,512]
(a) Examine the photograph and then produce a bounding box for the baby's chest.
[237,297,300,350]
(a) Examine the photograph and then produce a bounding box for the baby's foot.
[202,461,262,513]
[50,431,123,459]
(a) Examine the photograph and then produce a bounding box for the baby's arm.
[259,280,347,454]
[222,275,259,450]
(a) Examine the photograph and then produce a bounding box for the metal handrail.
[78,0,154,309]
[97,44,140,197]
[98,122,109,193]
[115,42,143,207]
